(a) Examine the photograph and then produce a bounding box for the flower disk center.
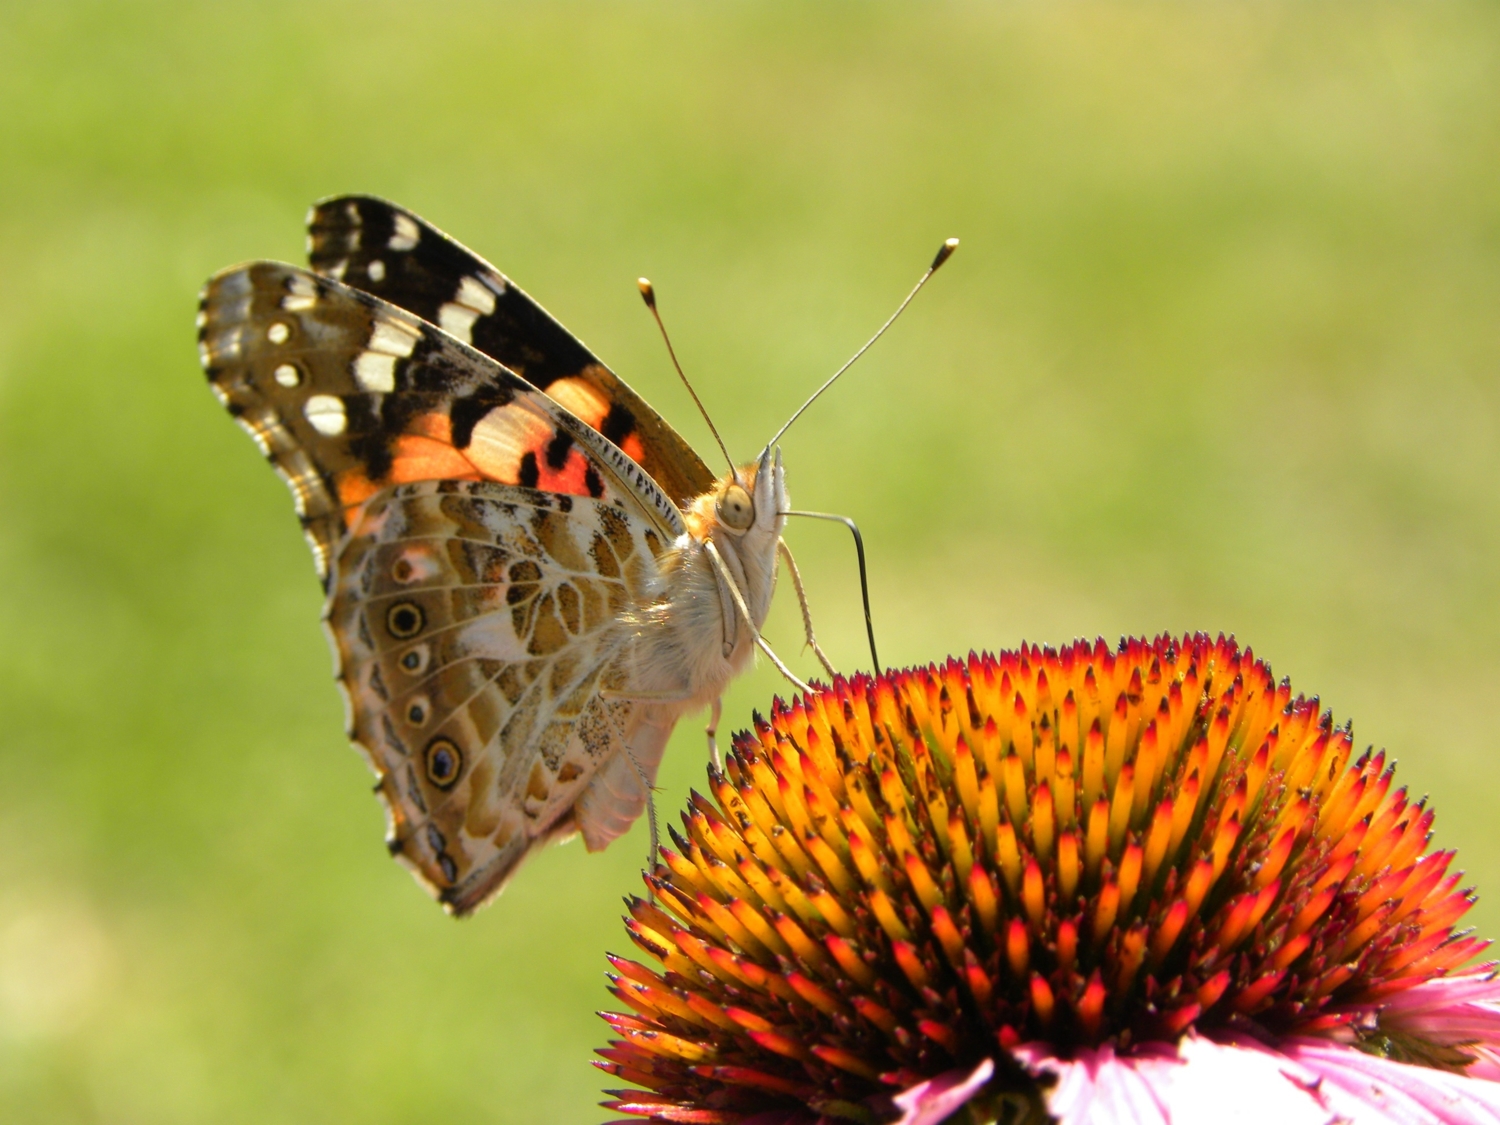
[598,634,1480,1124]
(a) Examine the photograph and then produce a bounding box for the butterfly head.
[686,446,787,546]
[724,446,786,539]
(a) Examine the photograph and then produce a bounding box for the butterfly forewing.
[197,261,682,583]
[328,479,667,912]
[307,195,715,510]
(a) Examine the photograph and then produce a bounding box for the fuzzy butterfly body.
[198,197,788,914]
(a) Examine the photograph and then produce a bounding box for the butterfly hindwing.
[307,195,715,510]
[327,478,668,913]
[197,261,684,583]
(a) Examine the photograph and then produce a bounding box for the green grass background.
[2,2,1499,1121]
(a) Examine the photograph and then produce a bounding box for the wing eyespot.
[386,601,425,639]
[424,737,463,790]
[406,697,431,727]
[399,645,428,674]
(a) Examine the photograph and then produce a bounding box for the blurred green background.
[2,2,1499,1121]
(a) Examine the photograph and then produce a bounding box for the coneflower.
[597,635,1500,1124]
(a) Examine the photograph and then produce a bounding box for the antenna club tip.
[931,238,960,272]
[637,278,656,307]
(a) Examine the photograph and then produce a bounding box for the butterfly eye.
[386,601,425,639]
[718,484,755,531]
[424,737,463,790]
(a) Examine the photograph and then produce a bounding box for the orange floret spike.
[1006,917,1030,978]
[1092,880,1120,947]
[1082,718,1106,813]
[1109,763,1135,855]
[929,904,966,968]
[1132,721,1160,826]
[1142,798,1174,890]
[1023,858,1046,929]
[1104,692,1130,787]
[1058,831,1081,903]
[947,807,974,888]
[903,851,944,913]
[1118,842,1143,915]
[1012,694,1035,772]
[1032,783,1056,863]
[996,820,1023,896]
[1085,797,1111,880]
[967,861,1000,937]
[1054,747,1078,831]
[977,769,1000,859]
[1002,752,1029,828]
[1056,920,1079,978]
[952,736,980,824]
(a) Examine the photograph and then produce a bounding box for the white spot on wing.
[353,352,397,392]
[438,303,481,342]
[436,274,499,343]
[267,322,290,345]
[281,274,318,311]
[367,259,385,282]
[327,258,349,281]
[304,394,347,435]
[456,275,497,316]
[368,318,420,357]
[274,363,301,387]
[389,213,420,251]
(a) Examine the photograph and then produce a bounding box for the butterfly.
[196,196,953,914]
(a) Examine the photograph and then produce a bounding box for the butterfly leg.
[706,695,723,771]
[704,540,811,695]
[777,538,838,681]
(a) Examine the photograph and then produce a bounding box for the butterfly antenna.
[768,238,959,449]
[638,279,735,473]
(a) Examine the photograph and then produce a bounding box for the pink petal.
[1283,1037,1500,1125]
[1013,1041,1176,1125]
[891,1058,995,1125]
[1372,967,1500,1079]
[1019,1034,1344,1124]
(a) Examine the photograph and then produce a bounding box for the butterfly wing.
[306,195,716,511]
[328,479,665,913]
[197,262,687,911]
[197,261,685,583]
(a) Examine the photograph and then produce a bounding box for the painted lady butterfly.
[196,197,952,914]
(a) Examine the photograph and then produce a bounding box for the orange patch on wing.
[337,470,381,514]
[388,434,482,484]
[620,432,646,465]
[534,446,594,496]
[407,410,454,444]
[545,376,610,429]
[466,405,554,484]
